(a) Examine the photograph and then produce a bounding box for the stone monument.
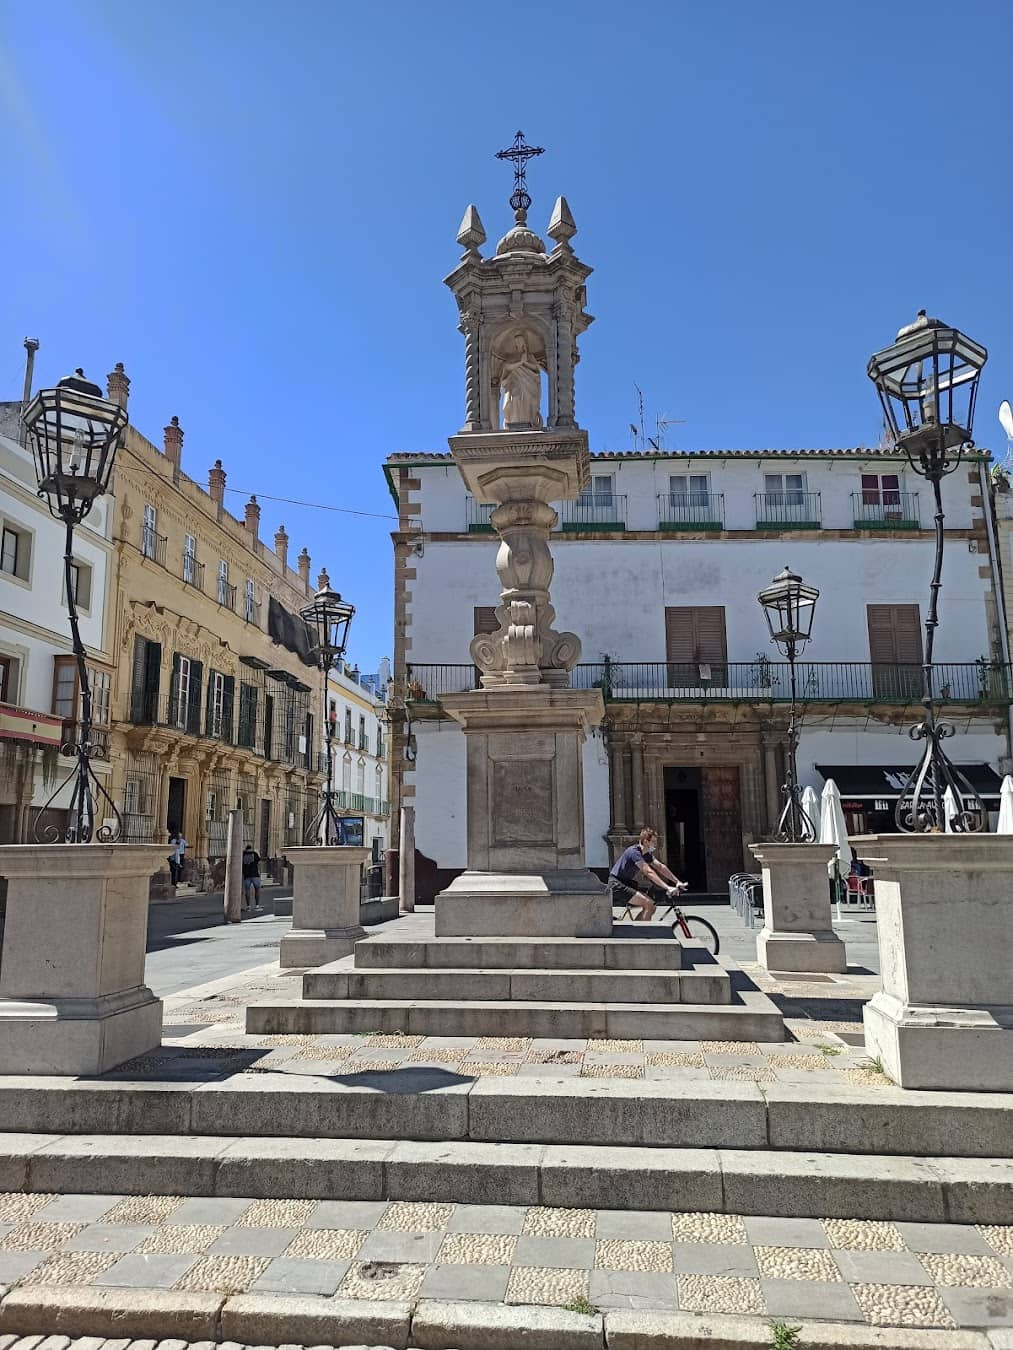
[436,136,610,938]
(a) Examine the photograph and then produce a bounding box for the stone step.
[3,1077,1011,1157]
[302,965,729,1005]
[1,1130,1009,1221]
[352,933,687,971]
[244,994,778,1041]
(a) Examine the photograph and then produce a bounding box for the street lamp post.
[22,370,128,843]
[300,583,355,845]
[758,565,820,842]
[867,311,989,832]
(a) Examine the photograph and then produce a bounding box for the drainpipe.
[19,338,39,446]
[978,459,1013,768]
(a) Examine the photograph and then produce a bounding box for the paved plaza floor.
[1,1191,1011,1330]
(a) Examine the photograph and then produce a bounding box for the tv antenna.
[648,414,687,451]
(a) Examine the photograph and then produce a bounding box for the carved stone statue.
[498,334,543,429]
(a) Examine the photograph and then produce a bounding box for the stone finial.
[297,546,311,589]
[317,567,330,590]
[163,415,183,471]
[274,524,289,569]
[209,458,226,507]
[106,362,130,410]
[244,494,260,540]
[547,196,577,253]
[456,204,486,255]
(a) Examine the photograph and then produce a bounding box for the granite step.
[352,933,687,971]
[244,993,783,1041]
[3,1077,1012,1158]
[302,965,729,1005]
[1,1130,1010,1221]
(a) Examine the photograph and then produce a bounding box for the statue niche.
[492,329,547,430]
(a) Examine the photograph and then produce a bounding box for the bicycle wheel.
[678,914,720,957]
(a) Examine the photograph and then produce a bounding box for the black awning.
[816,763,1004,801]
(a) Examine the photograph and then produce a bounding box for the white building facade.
[386,447,1011,896]
[323,659,391,862]
[0,403,116,841]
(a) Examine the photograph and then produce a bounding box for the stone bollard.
[0,844,167,1075]
[279,845,369,968]
[858,834,1013,1090]
[750,841,847,974]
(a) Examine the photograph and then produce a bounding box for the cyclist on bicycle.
[608,827,688,921]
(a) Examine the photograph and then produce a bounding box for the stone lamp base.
[0,844,167,1076]
[280,845,370,968]
[437,869,612,938]
[750,842,847,974]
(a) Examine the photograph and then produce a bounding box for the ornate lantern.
[300,587,355,664]
[758,565,819,653]
[22,370,128,524]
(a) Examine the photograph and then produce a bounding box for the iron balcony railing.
[182,557,205,590]
[140,527,167,565]
[755,491,822,529]
[324,789,389,815]
[218,580,237,610]
[852,491,920,529]
[466,497,496,532]
[657,491,725,530]
[244,598,262,626]
[402,661,1013,706]
[557,495,627,530]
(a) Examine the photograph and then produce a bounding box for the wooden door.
[701,765,743,891]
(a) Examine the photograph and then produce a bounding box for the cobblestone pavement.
[1,1194,1011,1328]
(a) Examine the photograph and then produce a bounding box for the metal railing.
[557,495,627,530]
[466,498,496,532]
[729,873,763,928]
[140,527,167,565]
[657,492,725,530]
[755,491,821,528]
[182,557,205,590]
[217,581,237,610]
[402,661,1013,706]
[244,598,262,626]
[324,789,389,815]
[852,491,920,529]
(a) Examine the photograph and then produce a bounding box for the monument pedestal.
[0,844,166,1075]
[280,845,369,968]
[435,687,610,938]
[750,842,847,974]
[857,835,1013,1090]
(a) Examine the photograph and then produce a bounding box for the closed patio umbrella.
[801,785,820,836]
[943,786,957,833]
[997,775,1013,834]
[820,778,853,915]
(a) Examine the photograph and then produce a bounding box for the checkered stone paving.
[0,1191,1007,1330]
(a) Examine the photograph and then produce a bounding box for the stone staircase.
[244,927,786,1041]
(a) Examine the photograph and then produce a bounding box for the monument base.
[0,987,162,1077]
[756,927,847,974]
[436,869,612,938]
[864,991,1013,1091]
[280,925,367,969]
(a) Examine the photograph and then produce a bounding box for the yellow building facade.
[104,365,331,888]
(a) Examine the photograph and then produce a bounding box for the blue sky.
[3,0,1011,669]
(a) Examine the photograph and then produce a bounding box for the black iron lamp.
[758,565,820,842]
[22,370,129,843]
[300,585,355,845]
[867,312,989,832]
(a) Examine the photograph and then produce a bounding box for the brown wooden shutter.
[665,607,727,687]
[474,606,498,635]
[867,604,922,698]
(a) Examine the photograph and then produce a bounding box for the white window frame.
[183,534,196,584]
[217,559,229,606]
[581,472,615,504]
[210,670,225,737]
[245,578,256,623]
[764,471,806,505]
[669,472,710,504]
[174,656,191,729]
[142,504,158,559]
[91,668,111,727]
[0,519,32,584]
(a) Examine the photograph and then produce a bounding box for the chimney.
[297,546,311,591]
[274,524,289,570]
[163,415,183,472]
[317,567,330,590]
[209,458,226,507]
[244,494,260,541]
[106,362,130,410]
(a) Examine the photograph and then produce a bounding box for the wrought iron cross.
[495,130,544,213]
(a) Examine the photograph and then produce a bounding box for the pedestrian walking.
[167,828,188,886]
[242,844,262,912]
